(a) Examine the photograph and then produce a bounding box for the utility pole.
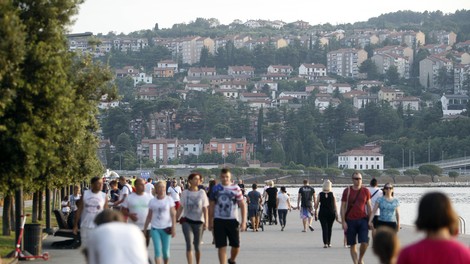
[428,139,431,163]
[402,148,405,170]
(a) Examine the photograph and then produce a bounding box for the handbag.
[179,217,187,224]
[163,227,172,235]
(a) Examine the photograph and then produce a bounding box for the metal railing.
[458,216,466,234]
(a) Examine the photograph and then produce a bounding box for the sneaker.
[308,226,314,231]
[228,259,236,264]
[281,226,284,231]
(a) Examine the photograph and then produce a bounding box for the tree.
[324,168,342,181]
[385,169,401,184]
[305,167,323,184]
[116,133,133,153]
[448,171,459,183]
[246,168,262,178]
[191,168,211,178]
[154,168,175,178]
[199,46,214,67]
[359,59,380,80]
[0,0,113,243]
[386,65,400,85]
[418,164,443,182]
[363,169,382,179]
[404,169,420,184]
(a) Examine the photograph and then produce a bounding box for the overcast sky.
[70,0,470,34]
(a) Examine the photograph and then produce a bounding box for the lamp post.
[119,153,122,170]
[402,148,405,170]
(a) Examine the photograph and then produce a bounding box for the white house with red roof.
[338,148,384,170]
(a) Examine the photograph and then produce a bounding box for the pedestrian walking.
[247,183,262,232]
[314,179,339,248]
[276,186,292,231]
[341,172,372,264]
[263,180,278,225]
[297,179,316,232]
[369,183,400,232]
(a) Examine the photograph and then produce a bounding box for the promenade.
[30,211,470,264]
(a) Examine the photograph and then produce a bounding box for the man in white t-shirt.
[368,178,383,235]
[144,178,155,195]
[73,177,108,247]
[167,180,182,210]
[87,209,148,264]
[113,176,133,208]
[122,178,153,245]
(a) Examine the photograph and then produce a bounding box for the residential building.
[423,44,451,55]
[204,137,252,160]
[135,84,159,101]
[430,31,457,46]
[338,149,384,170]
[298,63,327,80]
[315,97,341,111]
[402,31,425,47]
[371,53,409,78]
[278,91,309,100]
[357,80,384,90]
[391,97,420,111]
[116,66,140,78]
[327,83,352,94]
[267,65,294,75]
[178,139,203,157]
[185,83,211,92]
[141,138,178,163]
[456,40,470,51]
[326,48,367,78]
[228,65,255,76]
[213,89,240,99]
[187,67,217,77]
[133,72,153,87]
[378,88,405,102]
[419,55,453,89]
[353,94,378,109]
[440,94,469,115]
[374,45,413,63]
[454,64,470,94]
[220,81,249,90]
[154,60,178,78]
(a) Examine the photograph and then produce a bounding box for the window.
[377,165,380,169]
[354,165,357,169]
[366,157,368,161]
[366,165,368,169]
[360,157,363,161]
[360,165,363,169]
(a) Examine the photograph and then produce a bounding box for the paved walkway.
[30,211,470,264]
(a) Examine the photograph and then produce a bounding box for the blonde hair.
[268,180,274,187]
[322,179,332,192]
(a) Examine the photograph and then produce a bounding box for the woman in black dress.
[314,179,339,248]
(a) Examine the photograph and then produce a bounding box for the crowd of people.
[65,170,470,264]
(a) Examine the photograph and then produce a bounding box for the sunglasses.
[384,187,393,190]
[352,178,362,181]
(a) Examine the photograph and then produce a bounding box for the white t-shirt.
[368,186,383,216]
[69,194,81,211]
[180,190,209,222]
[61,201,70,213]
[167,186,182,202]
[277,193,289,210]
[87,222,148,264]
[144,182,155,195]
[120,184,133,202]
[80,190,107,229]
[148,196,175,229]
[122,192,153,230]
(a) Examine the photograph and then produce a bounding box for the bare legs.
[218,247,240,264]
[349,243,368,264]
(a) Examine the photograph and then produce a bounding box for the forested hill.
[354,10,470,41]
[125,10,470,41]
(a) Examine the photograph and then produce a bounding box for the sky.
[71,0,470,34]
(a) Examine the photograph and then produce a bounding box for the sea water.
[285,187,470,234]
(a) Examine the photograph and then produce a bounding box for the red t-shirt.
[397,238,470,264]
[341,186,370,220]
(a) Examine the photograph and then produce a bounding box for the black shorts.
[376,220,398,231]
[248,207,259,218]
[214,219,240,248]
[372,215,379,228]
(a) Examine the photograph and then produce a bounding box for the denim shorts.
[346,218,369,245]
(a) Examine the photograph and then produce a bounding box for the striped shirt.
[210,183,243,220]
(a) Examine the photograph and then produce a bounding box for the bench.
[51,210,80,249]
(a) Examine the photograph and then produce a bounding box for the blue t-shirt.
[377,197,399,222]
